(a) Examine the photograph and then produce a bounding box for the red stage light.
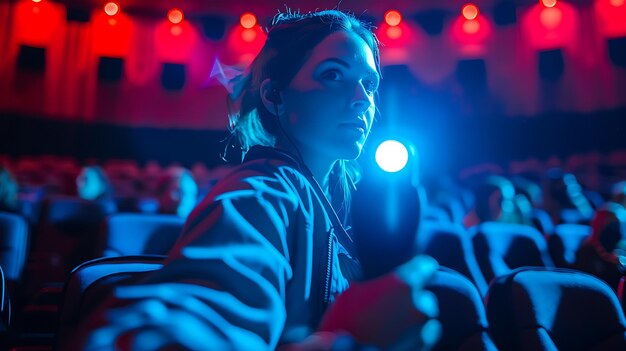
[540,7,562,29]
[32,0,42,3]
[610,0,624,6]
[242,28,257,42]
[240,12,257,29]
[462,4,479,20]
[541,0,557,8]
[170,25,182,36]
[104,2,119,16]
[462,20,481,34]
[168,8,184,24]
[386,26,403,39]
[384,10,402,27]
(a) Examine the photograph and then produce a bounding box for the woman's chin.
[336,142,364,161]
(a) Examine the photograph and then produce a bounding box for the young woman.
[78,10,439,350]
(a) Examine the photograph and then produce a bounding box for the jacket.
[81,145,362,350]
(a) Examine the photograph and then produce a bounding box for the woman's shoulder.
[200,157,309,205]
[214,146,313,190]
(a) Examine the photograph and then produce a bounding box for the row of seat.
[1,175,625,349]
[54,257,626,350]
[417,221,596,296]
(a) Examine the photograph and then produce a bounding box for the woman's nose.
[351,81,372,112]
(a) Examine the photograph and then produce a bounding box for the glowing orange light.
[32,0,42,3]
[386,26,403,39]
[542,0,557,8]
[462,20,481,34]
[170,25,182,36]
[104,2,119,16]
[107,18,117,26]
[610,0,624,7]
[239,53,255,64]
[32,5,40,13]
[240,12,257,29]
[462,4,479,20]
[242,28,257,42]
[384,10,402,27]
[540,7,562,29]
[168,8,184,24]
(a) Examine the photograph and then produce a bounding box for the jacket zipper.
[323,231,334,304]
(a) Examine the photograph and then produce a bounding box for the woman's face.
[279,30,379,162]
[77,168,104,200]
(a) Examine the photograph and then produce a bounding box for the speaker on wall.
[607,37,626,68]
[16,45,46,72]
[161,63,186,91]
[538,49,565,81]
[201,15,227,40]
[66,7,91,22]
[493,0,517,27]
[413,9,448,36]
[97,57,124,83]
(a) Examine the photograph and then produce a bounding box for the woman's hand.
[315,255,441,350]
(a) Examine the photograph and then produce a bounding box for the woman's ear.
[260,78,284,116]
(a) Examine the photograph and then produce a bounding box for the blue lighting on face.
[375,140,409,173]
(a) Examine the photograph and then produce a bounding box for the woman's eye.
[322,69,342,81]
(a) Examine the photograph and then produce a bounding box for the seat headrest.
[43,195,116,225]
[486,267,626,350]
[425,268,495,350]
[419,222,489,295]
[473,222,554,268]
[103,213,185,256]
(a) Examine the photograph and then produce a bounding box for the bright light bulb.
[462,4,479,20]
[375,140,409,173]
[542,0,557,8]
[104,2,119,16]
[384,10,402,27]
[240,12,257,29]
[168,8,184,24]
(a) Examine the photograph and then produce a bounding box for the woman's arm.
[77,171,299,351]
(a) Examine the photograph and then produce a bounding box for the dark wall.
[2,108,625,176]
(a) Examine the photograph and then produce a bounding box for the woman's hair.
[0,166,19,211]
[77,166,113,201]
[228,9,381,211]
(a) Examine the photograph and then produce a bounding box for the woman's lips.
[339,121,366,134]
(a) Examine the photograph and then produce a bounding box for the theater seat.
[531,208,554,236]
[0,212,28,283]
[486,267,626,351]
[548,224,591,268]
[425,268,497,350]
[99,213,185,257]
[28,196,117,290]
[57,255,165,348]
[417,221,489,296]
[471,222,554,284]
[0,266,11,335]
